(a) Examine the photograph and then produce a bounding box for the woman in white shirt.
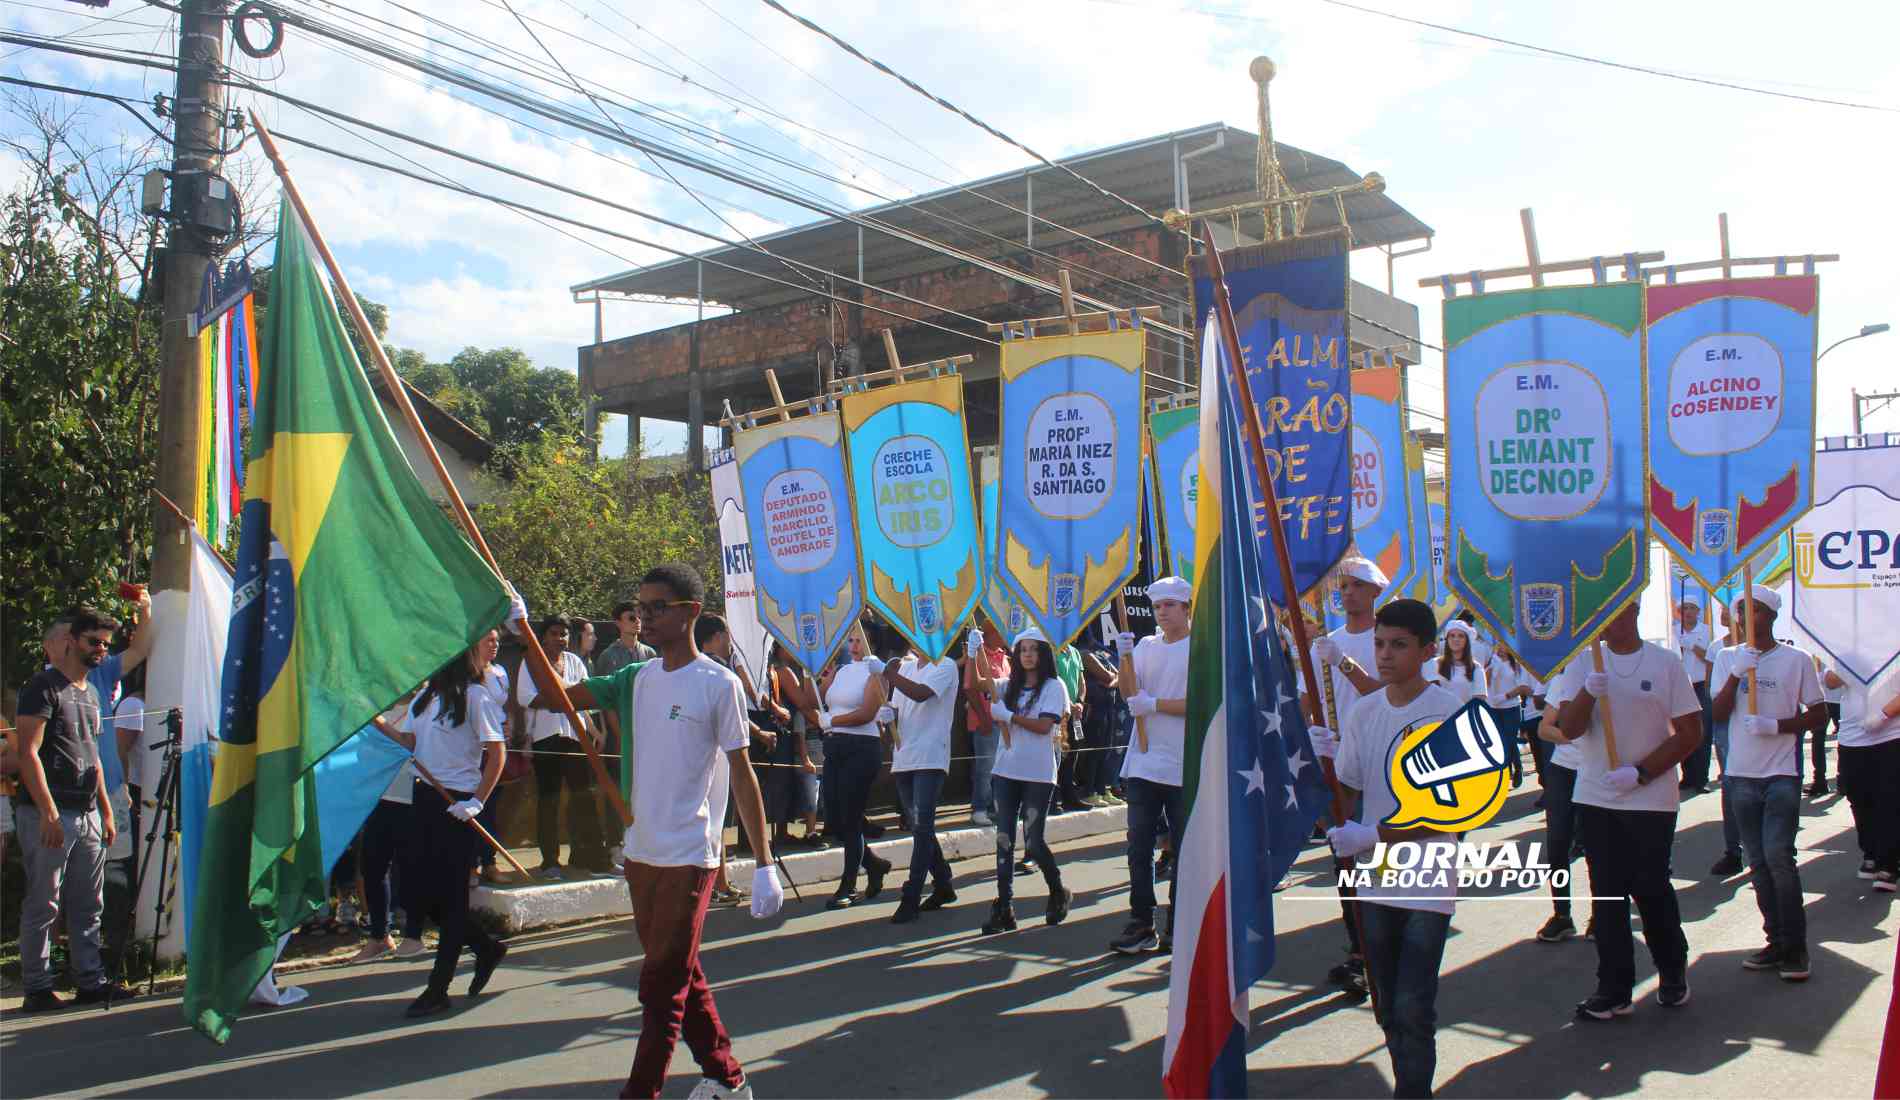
[1432,621,1489,708]
[398,630,509,1019]
[818,623,891,910]
[1486,647,1535,789]
[971,627,1074,934]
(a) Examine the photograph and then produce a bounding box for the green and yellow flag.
[184,198,511,1042]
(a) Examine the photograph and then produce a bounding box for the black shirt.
[17,667,102,809]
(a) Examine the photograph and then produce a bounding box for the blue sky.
[9,0,1898,458]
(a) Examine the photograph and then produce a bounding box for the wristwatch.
[1633,762,1652,786]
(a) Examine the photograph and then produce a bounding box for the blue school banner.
[1443,284,1648,680]
[841,372,981,660]
[1647,276,1817,590]
[1149,402,1201,583]
[1349,363,1416,602]
[1715,532,1792,608]
[733,407,864,675]
[978,448,1030,638]
[1191,236,1354,603]
[996,328,1146,647]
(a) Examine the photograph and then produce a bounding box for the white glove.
[448,798,483,822]
[750,866,784,919]
[1311,636,1343,667]
[989,701,1013,726]
[1603,766,1641,795]
[1308,724,1339,760]
[1740,714,1780,737]
[876,705,897,726]
[863,656,887,675]
[1583,671,1610,698]
[1115,631,1136,660]
[1126,691,1157,718]
[506,587,529,632]
[1729,647,1761,675]
[1327,820,1379,859]
[966,629,984,658]
[818,710,834,733]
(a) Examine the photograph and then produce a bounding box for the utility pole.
[152,0,230,588]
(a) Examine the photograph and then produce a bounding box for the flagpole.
[249,111,632,831]
[1195,222,1377,1010]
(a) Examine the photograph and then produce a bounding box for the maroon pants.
[621,861,745,1099]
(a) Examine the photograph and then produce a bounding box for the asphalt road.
[2,779,1893,1098]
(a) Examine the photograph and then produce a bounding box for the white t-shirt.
[1426,662,1488,708]
[412,683,504,793]
[1548,644,1700,813]
[622,656,750,868]
[117,694,150,791]
[1123,634,1190,787]
[1823,662,1847,704]
[823,659,882,737]
[991,677,1071,785]
[1334,682,1463,915]
[1677,623,1713,683]
[1837,680,1900,748]
[890,657,961,773]
[1713,643,1825,778]
[515,651,588,742]
[480,664,509,730]
[1315,623,1378,724]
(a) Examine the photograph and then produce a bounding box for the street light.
[1822,322,1892,361]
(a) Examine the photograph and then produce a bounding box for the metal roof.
[571,123,1432,313]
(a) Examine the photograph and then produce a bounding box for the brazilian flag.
[184,199,511,1041]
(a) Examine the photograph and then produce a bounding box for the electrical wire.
[0,75,170,142]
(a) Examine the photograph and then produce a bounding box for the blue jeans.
[1360,903,1450,1100]
[1105,710,1132,787]
[822,735,883,893]
[1730,774,1805,949]
[992,776,1059,904]
[895,770,952,899]
[1125,776,1183,924]
[1712,722,1743,857]
[969,727,997,818]
[1542,764,1580,917]
[1680,681,1714,787]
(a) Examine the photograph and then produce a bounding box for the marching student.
[1705,605,1748,877]
[1675,599,1717,793]
[1306,556,1390,994]
[884,641,963,923]
[1109,576,1191,955]
[559,564,782,1100]
[1711,586,1829,982]
[1833,667,1900,890]
[1485,646,1535,789]
[972,627,1074,934]
[1429,621,1489,707]
[401,628,510,1018]
[1311,598,1460,1100]
[818,623,892,909]
[1547,602,1703,1018]
[1534,691,1589,943]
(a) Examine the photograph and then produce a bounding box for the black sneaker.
[1016,858,1037,877]
[18,990,66,1013]
[1537,914,1577,942]
[1110,920,1159,955]
[1807,780,1830,798]
[1576,993,1634,1020]
[468,941,507,996]
[1046,885,1074,926]
[1743,944,1782,970]
[825,892,856,911]
[1779,947,1811,982]
[921,883,957,911]
[73,982,137,1005]
[981,900,1017,934]
[864,855,892,900]
[1328,957,1368,998]
[1876,871,1898,894]
[404,990,452,1018]
[1658,979,1691,1008]
[1710,852,1745,877]
[1860,859,1879,880]
[890,895,922,925]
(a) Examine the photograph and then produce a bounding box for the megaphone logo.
[1384,699,1512,831]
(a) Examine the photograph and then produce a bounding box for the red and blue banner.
[1647,276,1817,589]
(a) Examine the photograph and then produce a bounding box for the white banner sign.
[1792,440,1900,686]
[711,449,771,693]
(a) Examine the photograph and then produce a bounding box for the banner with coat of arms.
[732,407,864,675]
[1348,363,1417,602]
[1443,283,1648,679]
[1646,276,1817,589]
[1149,402,1201,583]
[1190,235,1355,603]
[1792,437,1900,686]
[840,372,981,660]
[995,328,1146,647]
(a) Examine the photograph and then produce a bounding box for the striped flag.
[1163,319,1330,1097]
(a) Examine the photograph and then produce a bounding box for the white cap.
[1148,576,1192,604]
[1443,620,1476,640]
[1013,626,1049,647]
[1733,584,1781,614]
[1336,556,1389,588]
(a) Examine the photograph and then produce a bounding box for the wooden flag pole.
[250,111,631,830]
[1589,641,1622,769]
[1112,593,1150,754]
[1743,562,1759,714]
[392,729,533,879]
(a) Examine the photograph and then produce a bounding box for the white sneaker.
[395,937,428,958]
[686,1076,753,1099]
[971,812,993,828]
